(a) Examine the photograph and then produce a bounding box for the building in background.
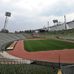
[49,20,74,31]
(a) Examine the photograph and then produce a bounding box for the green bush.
[0,64,51,74]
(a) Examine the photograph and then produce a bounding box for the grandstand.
[40,28,74,40]
[0,33,32,62]
[0,33,25,50]
[49,20,74,31]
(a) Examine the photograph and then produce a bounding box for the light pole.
[57,54,62,74]
[3,12,11,30]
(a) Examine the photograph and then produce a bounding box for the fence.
[0,58,32,64]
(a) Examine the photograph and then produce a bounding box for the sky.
[0,0,74,32]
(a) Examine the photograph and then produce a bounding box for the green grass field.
[25,39,74,52]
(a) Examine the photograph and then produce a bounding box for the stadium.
[0,0,74,72]
[0,13,74,74]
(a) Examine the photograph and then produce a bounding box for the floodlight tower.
[53,19,58,25]
[3,12,11,30]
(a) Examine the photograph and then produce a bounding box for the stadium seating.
[0,33,25,51]
[45,29,74,40]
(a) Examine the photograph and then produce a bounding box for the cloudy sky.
[0,0,74,32]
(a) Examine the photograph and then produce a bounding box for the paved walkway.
[7,40,74,63]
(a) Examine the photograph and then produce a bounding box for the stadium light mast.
[53,19,58,25]
[3,12,11,30]
[64,15,67,30]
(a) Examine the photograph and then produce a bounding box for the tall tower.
[1,12,11,33]
[3,12,11,30]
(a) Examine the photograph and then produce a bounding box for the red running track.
[7,40,74,64]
